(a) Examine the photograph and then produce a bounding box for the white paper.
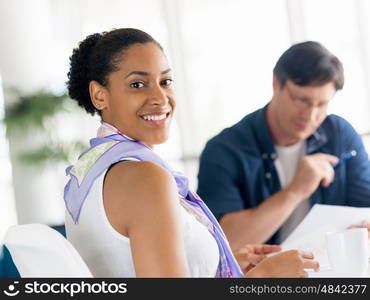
[281,204,370,268]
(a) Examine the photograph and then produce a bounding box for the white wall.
[0,0,70,227]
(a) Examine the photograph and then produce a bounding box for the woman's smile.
[139,111,171,126]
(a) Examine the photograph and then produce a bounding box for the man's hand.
[347,220,370,239]
[286,153,338,200]
[233,244,281,274]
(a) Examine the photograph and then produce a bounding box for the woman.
[64,28,318,277]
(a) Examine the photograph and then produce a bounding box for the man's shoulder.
[321,114,357,134]
[324,114,350,124]
[316,114,360,150]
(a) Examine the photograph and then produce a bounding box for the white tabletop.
[308,263,370,278]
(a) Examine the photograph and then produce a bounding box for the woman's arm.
[103,161,190,277]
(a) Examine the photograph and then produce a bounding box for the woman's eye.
[161,79,173,87]
[130,82,145,88]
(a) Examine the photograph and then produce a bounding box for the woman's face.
[94,42,175,147]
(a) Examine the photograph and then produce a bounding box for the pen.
[331,150,357,168]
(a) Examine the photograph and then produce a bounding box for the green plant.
[18,141,87,165]
[2,90,86,166]
[4,90,68,132]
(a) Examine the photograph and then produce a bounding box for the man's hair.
[273,41,344,90]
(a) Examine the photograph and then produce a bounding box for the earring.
[95,103,101,108]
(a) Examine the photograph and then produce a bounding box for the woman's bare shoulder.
[106,160,172,181]
[103,160,179,236]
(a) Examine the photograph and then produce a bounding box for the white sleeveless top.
[65,163,220,277]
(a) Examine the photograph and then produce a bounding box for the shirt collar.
[306,126,328,153]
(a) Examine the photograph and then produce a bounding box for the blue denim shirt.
[197,105,370,244]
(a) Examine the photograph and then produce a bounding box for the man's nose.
[301,105,319,122]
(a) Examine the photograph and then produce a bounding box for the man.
[197,41,370,250]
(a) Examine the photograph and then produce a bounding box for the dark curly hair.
[66,28,163,115]
[273,41,344,90]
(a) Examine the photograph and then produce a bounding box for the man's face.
[270,78,336,146]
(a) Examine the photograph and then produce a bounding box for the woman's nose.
[148,85,168,105]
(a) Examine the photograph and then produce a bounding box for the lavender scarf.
[64,123,243,278]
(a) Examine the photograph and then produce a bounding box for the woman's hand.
[233,244,282,274]
[245,249,319,278]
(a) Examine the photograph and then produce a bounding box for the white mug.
[326,228,369,277]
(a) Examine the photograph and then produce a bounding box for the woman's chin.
[142,135,169,146]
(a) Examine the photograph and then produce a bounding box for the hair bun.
[67,33,102,115]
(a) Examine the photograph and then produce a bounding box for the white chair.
[3,224,92,277]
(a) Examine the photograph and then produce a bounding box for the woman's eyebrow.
[125,71,149,78]
[161,68,172,74]
[125,68,172,78]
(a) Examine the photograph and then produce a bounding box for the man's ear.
[272,74,281,92]
[89,80,109,111]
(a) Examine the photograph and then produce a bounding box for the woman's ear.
[89,80,109,111]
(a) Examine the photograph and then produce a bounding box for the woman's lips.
[140,112,170,126]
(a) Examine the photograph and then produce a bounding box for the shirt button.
[265,172,272,179]
[262,153,268,159]
[270,152,277,159]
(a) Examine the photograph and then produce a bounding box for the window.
[302,0,370,134]
[0,73,17,242]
